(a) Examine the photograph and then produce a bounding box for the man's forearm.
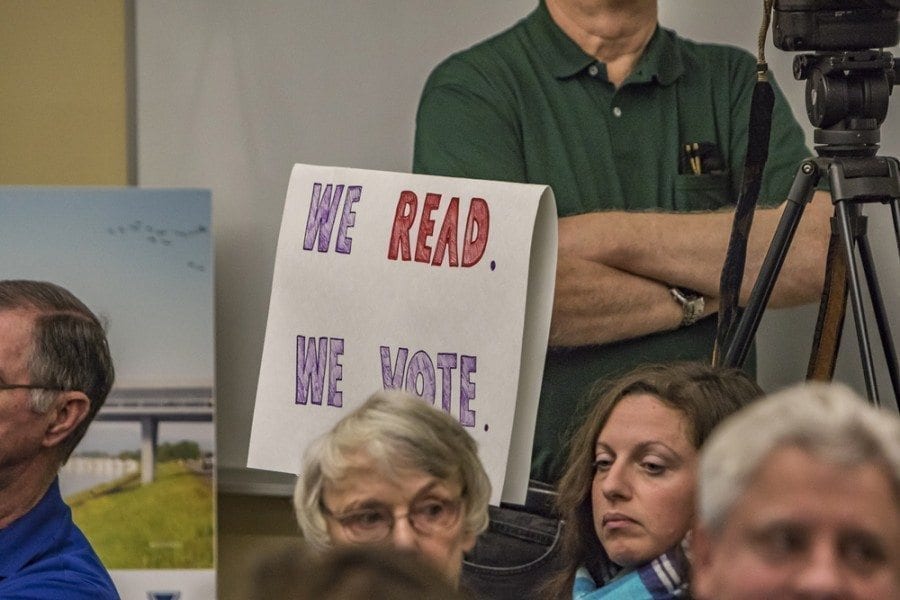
[550,254,719,347]
[559,190,831,308]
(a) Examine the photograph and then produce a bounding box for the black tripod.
[722,50,900,408]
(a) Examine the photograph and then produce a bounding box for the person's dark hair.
[0,280,115,462]
[543,362,763,598]
[248,540,469,600]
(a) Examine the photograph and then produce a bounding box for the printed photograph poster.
[249,164,557,504]
[0,187,215,600]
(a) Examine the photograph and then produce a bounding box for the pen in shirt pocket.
[680,141,725,175]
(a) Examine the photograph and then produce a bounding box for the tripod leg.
[834,200,881,405]
[722,161,819,368]
[893,197,900,258]
[806,229,848,381]
[856,212,900,401]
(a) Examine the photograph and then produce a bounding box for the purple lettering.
[380,345,408,389]
[436,353,458,413]
[296,335,328,405]
[303,183,345,252]
[328,338,344,407]
[406,350,436,403]
[335,186,361,254]
[459,355,476,427]
[379,346,476,427]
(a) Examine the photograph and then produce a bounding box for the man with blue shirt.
[0,280,119,599]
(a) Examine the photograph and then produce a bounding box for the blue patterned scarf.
[572,544,689,599]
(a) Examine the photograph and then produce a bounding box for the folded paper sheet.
[248,164,557,504]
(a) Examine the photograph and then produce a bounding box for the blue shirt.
[0,479,119,599]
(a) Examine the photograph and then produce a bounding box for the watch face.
[678,287,701,301]
[671,287,704,327]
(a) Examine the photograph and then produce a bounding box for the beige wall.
[217,493,301,600]
[0,0,132,184]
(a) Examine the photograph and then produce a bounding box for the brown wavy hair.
[542,362,763,598]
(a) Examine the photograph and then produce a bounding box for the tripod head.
[772,0,899,157]
[794,50,897,157]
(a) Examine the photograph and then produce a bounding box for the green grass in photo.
[68,460,214,569]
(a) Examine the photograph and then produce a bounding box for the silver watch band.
[669,287,705,327]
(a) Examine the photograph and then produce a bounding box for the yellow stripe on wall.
[0,0,133,185]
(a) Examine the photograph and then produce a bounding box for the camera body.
[770,0,899,151]
[773,0,900,51]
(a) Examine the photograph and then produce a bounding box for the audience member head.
[547,362,762,596]
[692,381,900,599]
[0,280,114,468]
[294,389,491,585]
[248,540,469,600]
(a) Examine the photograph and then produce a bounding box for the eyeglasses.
[0,383,68,393]
[322,497,463,544]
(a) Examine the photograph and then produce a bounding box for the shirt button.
[612,106,622,117]
[588,64,599,77]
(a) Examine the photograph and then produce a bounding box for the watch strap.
[670,287,705,327]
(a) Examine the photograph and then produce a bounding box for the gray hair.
[698,381,900,533]
[294,389,491,551]
[0,280,115,462]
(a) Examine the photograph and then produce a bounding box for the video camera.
[770,0,899,155]
[773,0,899,51]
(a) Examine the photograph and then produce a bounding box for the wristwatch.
[669,287,705,328]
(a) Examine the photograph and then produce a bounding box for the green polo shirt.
[413,2,811,484]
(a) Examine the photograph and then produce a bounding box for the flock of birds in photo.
[106,220,209,272]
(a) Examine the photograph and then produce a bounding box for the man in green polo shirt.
[414,0,831,487]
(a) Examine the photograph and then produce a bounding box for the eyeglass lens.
[335,498,461,542]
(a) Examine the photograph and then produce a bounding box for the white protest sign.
[248,164,557,504]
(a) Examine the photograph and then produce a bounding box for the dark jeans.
[461,501,564,600]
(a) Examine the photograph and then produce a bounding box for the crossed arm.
[550,190,832,347]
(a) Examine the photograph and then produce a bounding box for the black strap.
[713,66,775,366]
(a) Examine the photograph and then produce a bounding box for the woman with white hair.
[294,389,491,587]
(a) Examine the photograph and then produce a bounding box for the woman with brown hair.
[544,362,763,599]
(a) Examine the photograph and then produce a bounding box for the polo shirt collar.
[530,1,596,78]
[530,1,684,85]
[630,27,684,86]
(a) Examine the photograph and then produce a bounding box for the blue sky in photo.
[0,187,214,452]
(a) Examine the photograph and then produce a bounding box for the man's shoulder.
[0,484,119,599]
[0,522,120,600]
[0,569,120,600]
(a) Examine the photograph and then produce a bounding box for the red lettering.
[387,190,417,261]
[462,197,489,267]
[415,193,441,263]
[388,192,490,268]
[431,197,459,267]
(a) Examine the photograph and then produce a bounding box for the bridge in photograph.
[97,386,214,484]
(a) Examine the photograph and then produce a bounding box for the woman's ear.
[461,528,478,554]
[42,391,90,449]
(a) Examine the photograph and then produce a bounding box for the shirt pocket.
[673,172,731,212]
